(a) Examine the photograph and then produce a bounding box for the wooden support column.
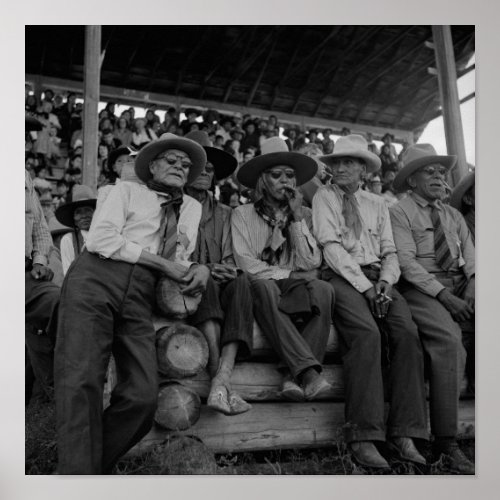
[432,26,468,186]
[82,26,101,191]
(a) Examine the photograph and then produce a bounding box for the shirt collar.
[330,183,362,200]
[411,192,444,210]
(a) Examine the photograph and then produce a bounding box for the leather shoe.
[349,441,390,469]
[280,376,304,401]
[435,442,475,474]
[387,437,426,465]
[303,375,332,401]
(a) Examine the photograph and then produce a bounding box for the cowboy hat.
[185,130,238,181]
[48,216,72,237]
[449,170,475,211]
[319,134,381,174]
[25,114,43,132]
[237,137,317,189]
[108,146,138,170]
[134,133,207,184]
[393,143,457,193]
[55,185,97,228]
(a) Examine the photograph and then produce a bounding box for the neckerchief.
[147,180,183,220]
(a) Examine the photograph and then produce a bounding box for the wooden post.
[432,26,468,186]
[82,26,101,191]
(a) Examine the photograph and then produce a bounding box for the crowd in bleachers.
[25,87,413,213]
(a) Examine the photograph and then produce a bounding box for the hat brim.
[55,199,97,228]
[204,147,238,180]
[25,116,43,131]
[393,155,457,193]
[108,146,137,169]
[134,136,207,184]
[449,172,475,210]
[319,149,382,174]
[237,152,317,189]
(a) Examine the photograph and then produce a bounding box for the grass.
[25,400,475,475]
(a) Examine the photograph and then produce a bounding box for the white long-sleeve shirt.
[86,181,201,267]
[60,230,88,275]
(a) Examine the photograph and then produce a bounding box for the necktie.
[342,192,363,240]
[158,201,179,260]
[430,204,454,271]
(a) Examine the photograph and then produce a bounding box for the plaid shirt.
[25,170,52,266]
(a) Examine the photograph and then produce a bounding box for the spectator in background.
[267,114,278,131]
[101,128,122,151]
[97,143,110,171]
[322,128,335,155]
[69,117,83,151]
[306,129,320,146]
[43,89,55,103]
[449,171,475,245]
[381,133,398,160]
[33,166,52,194]
[240,120,260,153]
[161,107,178,133]
[26,94,38,113]
[132,118,157,149]
[297,142,328,208]
[180,108,202,134]
[366,173,383,196]
[104,102,117,125]
[340,127,351,136]
[366,132,380,155]
[99,117,113,133]
[145,108,160,129]
[114,117,133,147]
[53,180,70,209]
[55,185,97,275]
[219,185,241,208]
[379,145,398,173]
[215,117,234,144]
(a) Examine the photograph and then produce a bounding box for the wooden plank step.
[129,399,475,456]
[163,362,470,403]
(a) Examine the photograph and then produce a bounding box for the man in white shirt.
[313,135,427,470]
[54,133,210,474]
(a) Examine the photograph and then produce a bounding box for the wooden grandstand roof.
[25,25,474,135]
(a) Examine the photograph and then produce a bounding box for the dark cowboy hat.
[25,114,43,131]
[393,143,457,193]
[48,217,72,237]
[185,130,238,181]
[107,146,138,170]
[320,134,381,174]
[55,185,97,228]
[184,107,202,117]
[237,137,317,189]
[449,170,475,210]
[134,133,207,184]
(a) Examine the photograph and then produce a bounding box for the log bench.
[122,318,475,457]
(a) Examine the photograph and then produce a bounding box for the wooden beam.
[432,25,468,185]
[246,35,279,107]
[26,73,414,141]
[82,26,101,192]
[121,30,148,84]
[199,28,251,99]
[416,91,475,128]
[129,399,475,456]
[174,27,212,94]
[223,27,278,103]
[312,26,382,116]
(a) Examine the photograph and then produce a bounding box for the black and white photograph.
[6,0,500,496]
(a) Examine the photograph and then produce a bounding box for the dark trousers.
[54,251,159,474]
[190,272,255,358]
[25,270,60,400]
[323,270,428,443]
[399,286,466,438]
[250,278,334,378]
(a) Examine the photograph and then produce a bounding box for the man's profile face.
[263,165,297,201]
[189,161,214,191]
[150,148,192,188]
[409,163,448,202]
[329,156,365,190]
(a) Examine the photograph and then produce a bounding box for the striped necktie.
[158,200,179,260]
[342,192,363,240]
[430,203,454,271]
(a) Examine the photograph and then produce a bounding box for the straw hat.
[237,137,317,189]
[320,134,381,174]
[393,143,457,193]
[134,133,207,184]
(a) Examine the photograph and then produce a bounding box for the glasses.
[267,169,296,180]
[420,165,448,176]
[156,153,192,169]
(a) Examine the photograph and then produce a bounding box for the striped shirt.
[231,203,322,280]
[25,170,52,266]
[312,184,400,294]
[86,181,201,267]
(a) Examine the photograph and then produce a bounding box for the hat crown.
[333,134,369,155]
[185,130,212,148]
[402,143,440,166]
[72,185,95,202]
[260,137,290,155]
